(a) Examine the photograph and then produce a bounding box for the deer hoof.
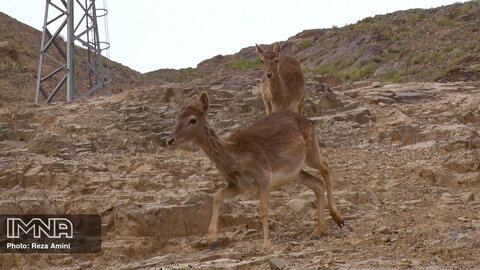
[310,235,321,241]
[208,241,219,250]
[337,220,345,228]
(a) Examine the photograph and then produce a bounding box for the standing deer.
[256,42,306,115]
[167,92,344,249]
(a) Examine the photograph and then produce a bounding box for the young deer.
[256,42,306,115]
[167,92,343,249]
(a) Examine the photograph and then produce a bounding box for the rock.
[163,87,174,102]
[313,74,344,87]
[181,88,194,95]
[372,82,383,88]
[364,95,395,105]
[353,109,374,124]
[352,80,370,89]
[399,140,436,150]
[303,103,315,117]
[377,226,392,235]
[458,110,479,124]
[393,91,429,103]
[17,197,58,214]
[323,251,334,265]
[312,91,343,113]
[287,199,311,213]
[210,83,225,90]
[25,165,43,176]
[244,96,264,111]
[440,194,454,205]
[419,167,456,186]
[269,258,286,270]
[0,253,15,269]
[135,163,154,172]
[0,200,22,214]
[365,188,380,205]
[460,192,475,202]
[23,165,48,187]
[114,200,211,240]
[381,124,417,145]
[439,192,473,205]
[333,115,349,122]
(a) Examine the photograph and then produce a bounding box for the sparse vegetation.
[438,17,454,26]
[407,10,425,24]
[379,70,401,82]
[344,60,378,81]
[298,39,312,49]
[160,67,197,83]
[294,1,480,82]
[430,51,445,64]
[440,45,455,54]
[411,54,425,64]
[387,45,404,54]
[0,54,21,72]
[226,58,261,70]
[383,52,396,62]
[304,60,343,76]
[453,49,465,61]
[360,16,374,24]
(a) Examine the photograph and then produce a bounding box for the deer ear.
[199,91,209,113]
[187,95,199,107]
[256,44,264,56]
[273,42,280,54]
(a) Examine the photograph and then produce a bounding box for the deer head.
[167,92,209,146]
[256,42,280,79]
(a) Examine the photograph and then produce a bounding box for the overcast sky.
[1,0,467,73]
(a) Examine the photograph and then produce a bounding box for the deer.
[256,42,306,115]
[167,92,344,249]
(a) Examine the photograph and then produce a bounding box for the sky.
[0,0,467,73]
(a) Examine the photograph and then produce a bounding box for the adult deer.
[256,42,306,115]
[167,92,344,249]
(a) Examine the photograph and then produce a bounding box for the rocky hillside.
[146,1,480,84]
[1,79,479,269]
[0,12,143,105]
[1,1,480,269]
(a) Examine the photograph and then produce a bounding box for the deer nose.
[266,72,272,78]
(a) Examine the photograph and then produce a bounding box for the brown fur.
[256,42,306,115]
[167,92,343,248]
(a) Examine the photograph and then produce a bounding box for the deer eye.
[189,118,197,125]
[260,59,264,63]
[275,59,278,63]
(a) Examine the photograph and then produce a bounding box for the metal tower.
[35,0,110,104]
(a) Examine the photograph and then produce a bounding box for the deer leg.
[297,101,304,116]
[295,170,326,239]
[258,184,271,248]
[264,100,272,115]
[208,184,240,248]
[306,136,344,228]
[316,159,344,227]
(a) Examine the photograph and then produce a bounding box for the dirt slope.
[146,1,480,84]
[0,12,142,105]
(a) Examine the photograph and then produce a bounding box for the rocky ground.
[0,76,479,269]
